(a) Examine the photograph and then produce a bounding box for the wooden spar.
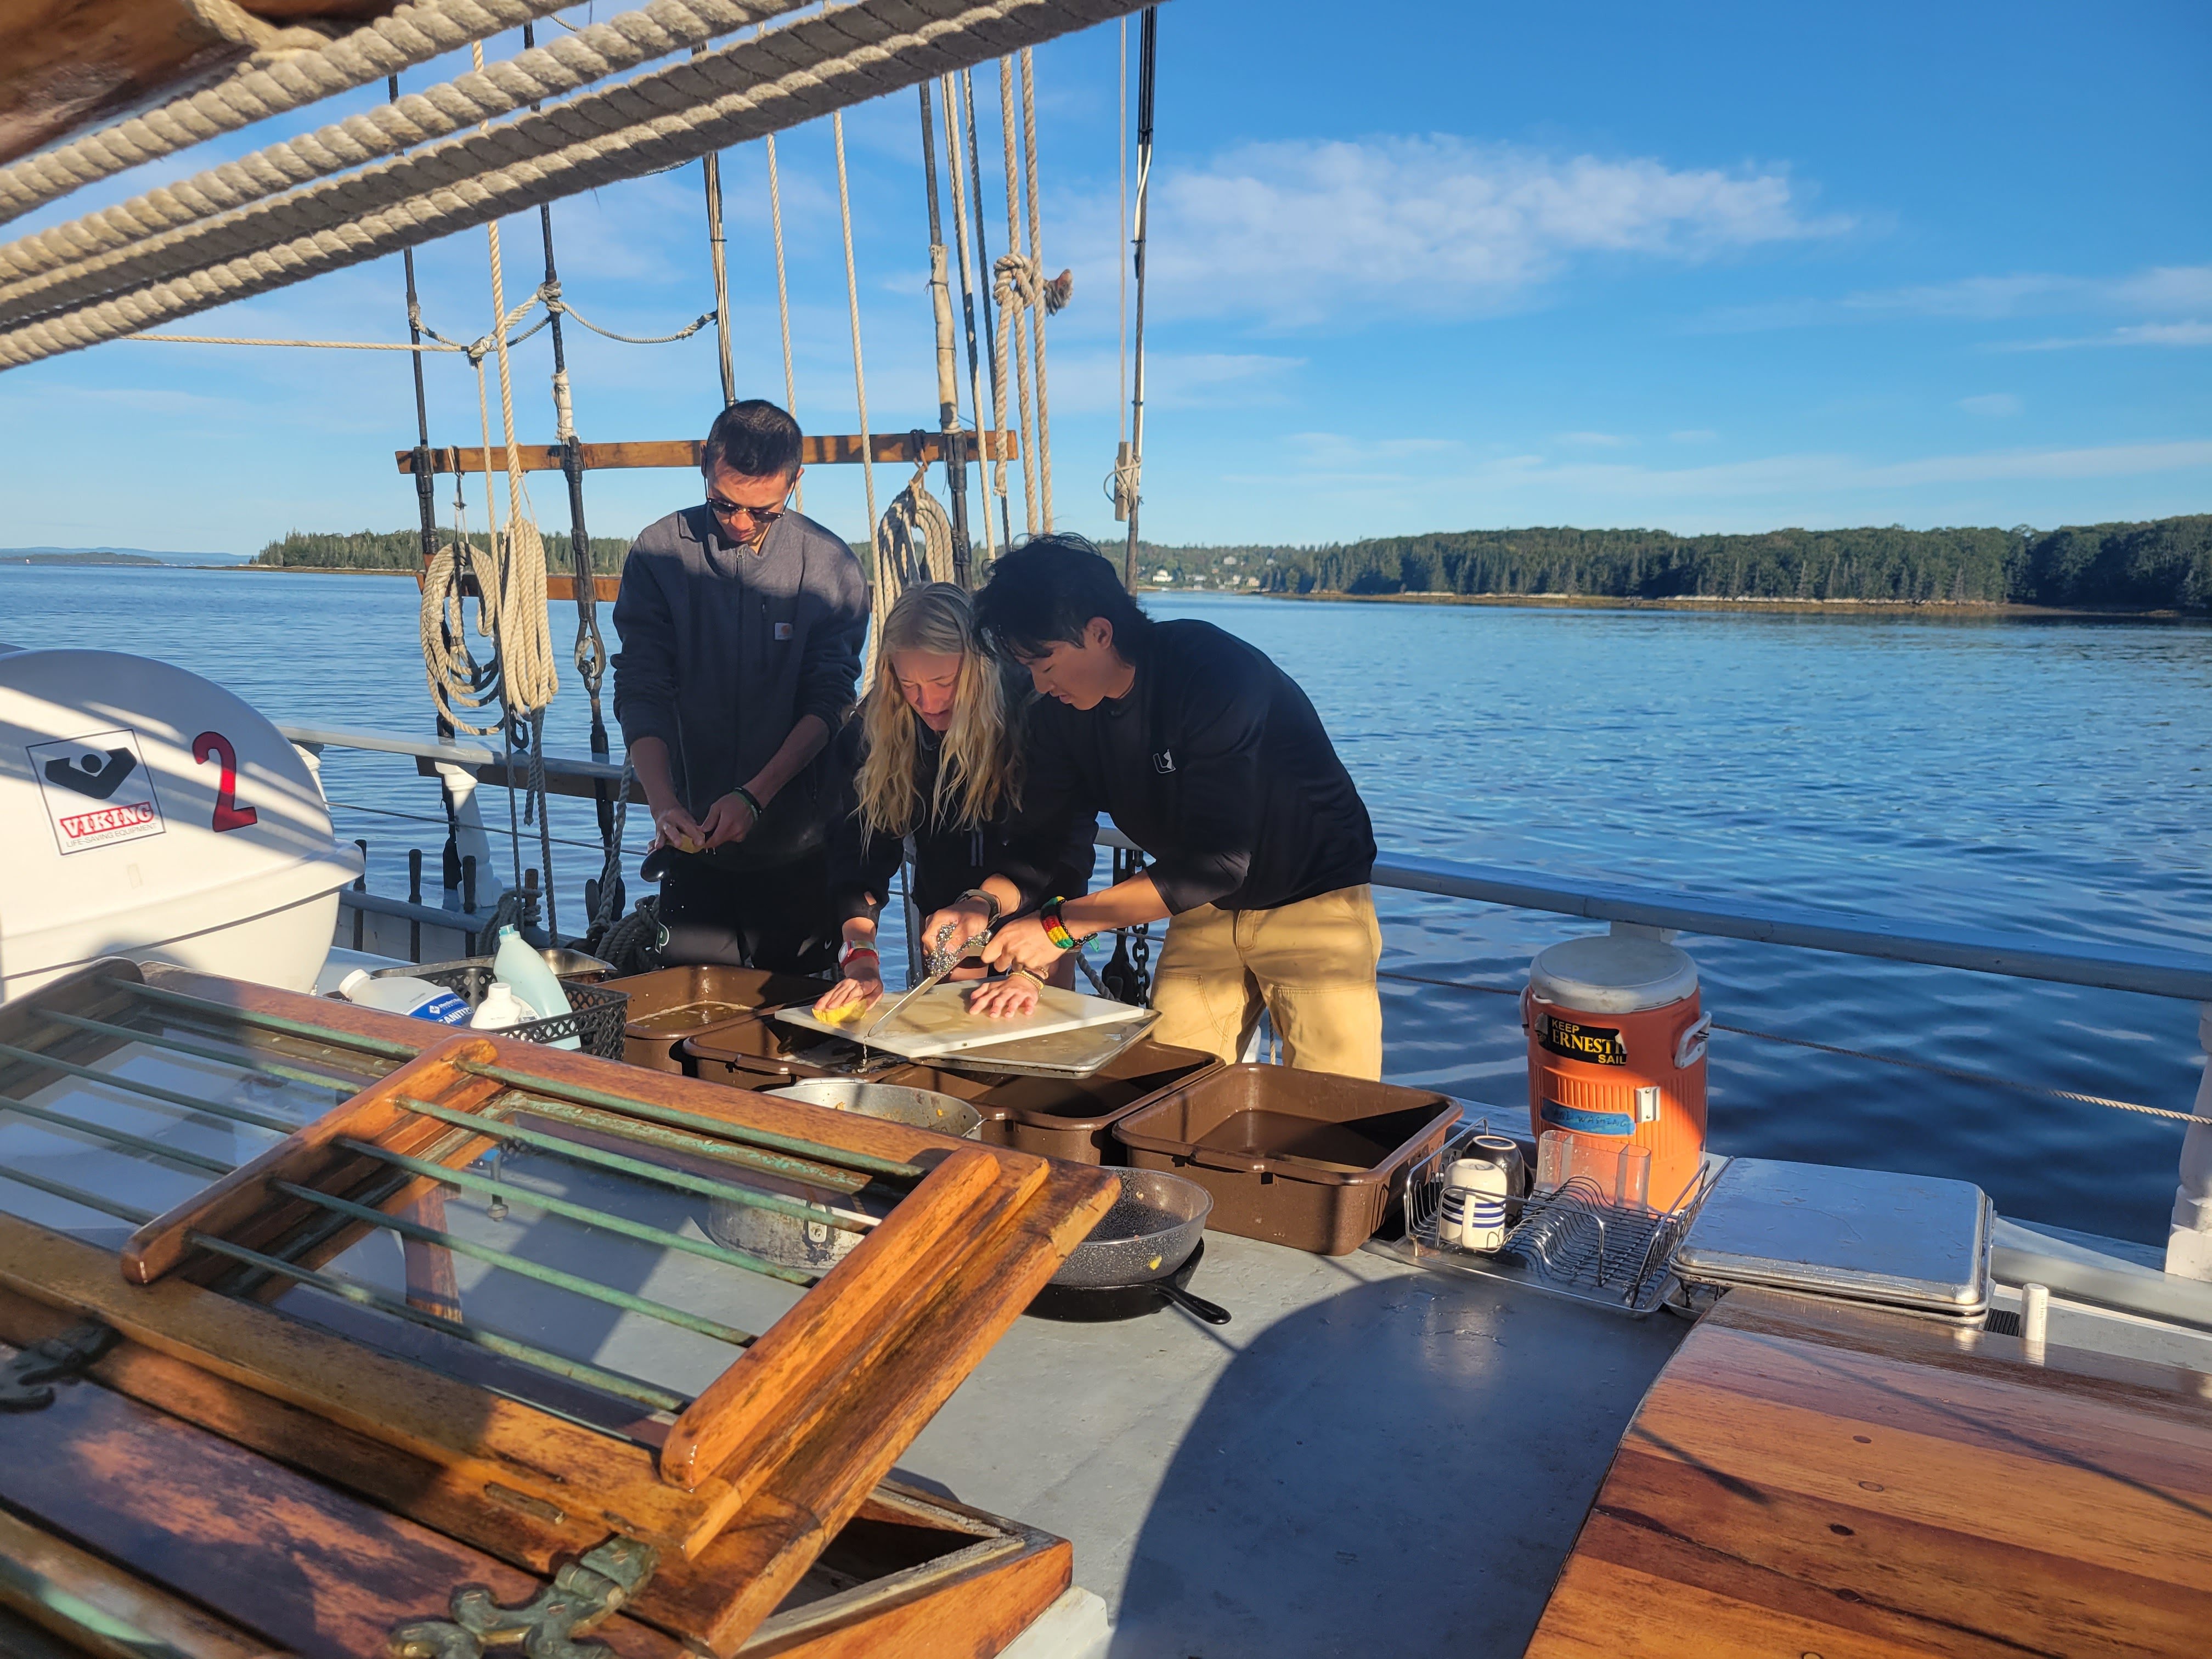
[395,431,1019,476]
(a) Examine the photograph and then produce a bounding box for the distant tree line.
[1138,515,2212,612]
[258,515,2212,612]
[255,528,631,572]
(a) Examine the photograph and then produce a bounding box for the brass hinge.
[0,1321,119,1412]
[387,1537,658,1658]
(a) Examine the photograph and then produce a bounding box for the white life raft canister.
[1523,926,1712,1211]
[0,648,362,1001]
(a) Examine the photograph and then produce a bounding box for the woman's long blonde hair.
[855,583,1017,836]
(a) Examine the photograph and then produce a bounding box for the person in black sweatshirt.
[923,535,1383,1078]
[813,582,1092,1016]
[612,399,866,973]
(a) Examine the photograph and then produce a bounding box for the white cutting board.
[774,981,1148,1059]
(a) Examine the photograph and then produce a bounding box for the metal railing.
[287,724,2212,1282]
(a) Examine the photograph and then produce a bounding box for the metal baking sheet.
[1673,1158,1991,1314]
[934,1008,1161,1077]
[775,981,1149,1061]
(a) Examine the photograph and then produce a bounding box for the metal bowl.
[703,1079,982,1272]
[761,1078,983,1140]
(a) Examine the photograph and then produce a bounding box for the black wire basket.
[373,957,628,1060]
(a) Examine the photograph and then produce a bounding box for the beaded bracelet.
[1039,897,1080,952]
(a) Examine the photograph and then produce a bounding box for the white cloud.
[1557,431,1630,447]
[1137,137,1849,328]
[1956,393,2021,416]
[1701,264,2212,334]
[1999,319,2212,352]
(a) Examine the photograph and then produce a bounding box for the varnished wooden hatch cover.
[0,974,1114,1656]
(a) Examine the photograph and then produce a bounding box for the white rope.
[996,59,1040,537]
[765,131,802,514]
[0,1,806,324]
[475,43,559,726]
[938,73,994,566]
[128,334,464,351]
[0,0,1146,371]
[0,0,590,227]
[1019,47,1055,532]
[833,111,879,546]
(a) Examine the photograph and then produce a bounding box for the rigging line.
[765,131,803,513]
[1118,17,1127,456]
[996,58,1039,537]
[1018,47,1053,531]
[553,302,718,346]
[833,111,880,547]
[1370,969,2210,1128]
[1122,3,1156,592]
[126,335,463,351]
[960,66,1011,549]
[939,72,995,568]
[697,43,738,407]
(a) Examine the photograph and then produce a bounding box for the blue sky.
[1,0,2206,555]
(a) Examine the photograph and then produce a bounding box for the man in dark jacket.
[612,399,866,972]
[923,535,1383,1077]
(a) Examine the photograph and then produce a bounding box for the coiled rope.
[0,0,1146,370]
[0,0,589,226]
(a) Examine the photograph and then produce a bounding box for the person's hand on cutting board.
[966,969,1043,1019]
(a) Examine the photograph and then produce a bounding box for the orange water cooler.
[1522,927,1712,1211]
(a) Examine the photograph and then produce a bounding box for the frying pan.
[1036,1167,1231,1325]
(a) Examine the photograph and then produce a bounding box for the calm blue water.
[5,567,2209,1243]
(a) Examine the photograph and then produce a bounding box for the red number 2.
[192,731,259,833]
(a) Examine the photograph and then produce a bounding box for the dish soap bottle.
[493,926,578,1049]
[338,969,470,1026]
[469,980,537,1031]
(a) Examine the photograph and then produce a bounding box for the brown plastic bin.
[1111,1065,1458,1255]
[606,966,833,1070]
[680,1008,848,1088]
[862,1040,1222,1164]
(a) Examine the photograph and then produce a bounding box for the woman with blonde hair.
[816,583,1092,1015]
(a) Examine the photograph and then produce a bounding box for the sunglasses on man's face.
[706,493,789,531]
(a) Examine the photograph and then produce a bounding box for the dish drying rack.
[1383,1121,1723,1317]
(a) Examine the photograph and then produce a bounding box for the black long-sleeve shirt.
[998,619,1375,916]
[826,710,1097,923]
[611,505,867,817]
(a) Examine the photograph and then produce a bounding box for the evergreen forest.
[255,515,2212,612]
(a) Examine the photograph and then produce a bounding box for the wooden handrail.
[394,431,1017,476]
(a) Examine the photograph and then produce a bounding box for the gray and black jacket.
[612,505,867,863]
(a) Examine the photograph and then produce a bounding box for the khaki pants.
[1149,884,1383,1079]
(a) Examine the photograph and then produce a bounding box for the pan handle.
[1158,1282,1232,1325]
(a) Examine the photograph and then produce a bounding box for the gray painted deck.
[900,1231,1686,1659]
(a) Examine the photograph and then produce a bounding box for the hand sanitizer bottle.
[338,970,470,1026]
